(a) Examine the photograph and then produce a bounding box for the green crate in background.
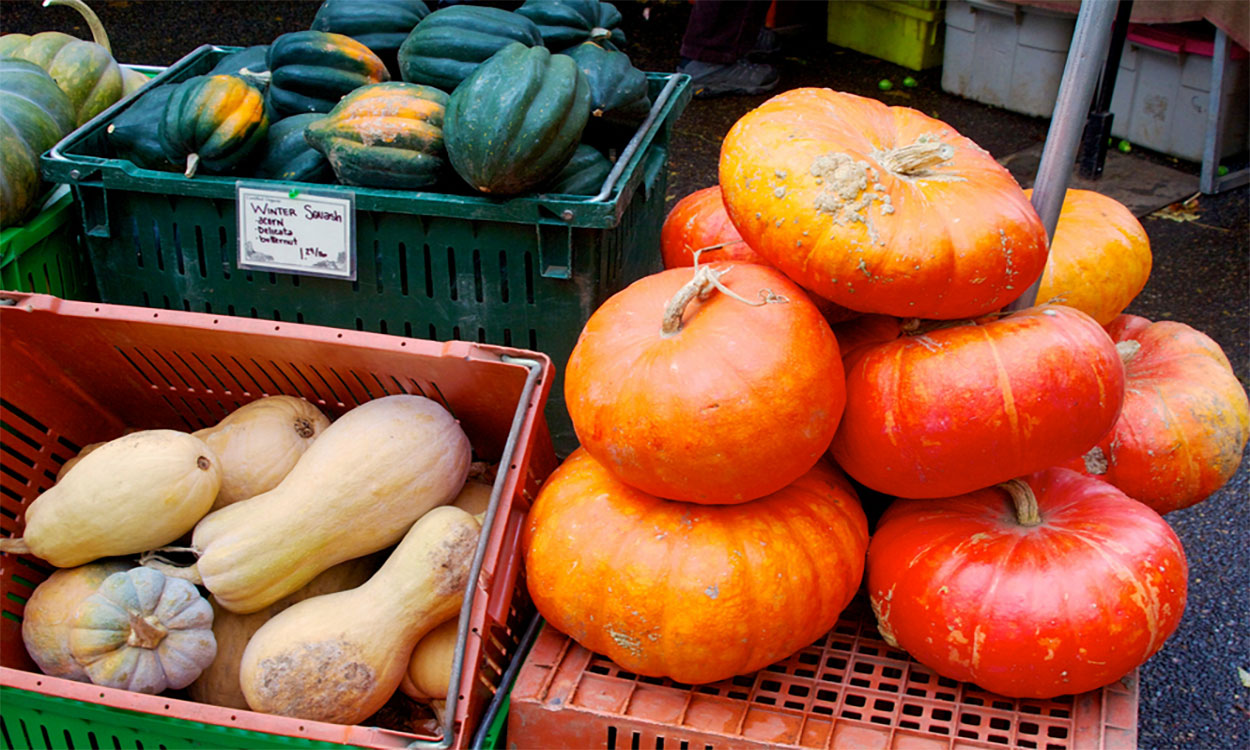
[0,187,95,300]
[826,0,946,71]
[44,45,691,456]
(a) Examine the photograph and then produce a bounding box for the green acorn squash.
[516,0,626,51]
[397,5,543,92]
[210,44,270,80]
[159,74,269,178]
[546,143,613,195]
[0,59,75,228]
[106,84,180,171]
[311,0,431,79]
[445,43,590,195]
[0,0,125,127]
[253,112,334,183]
[265,30,390,119]
[565,40,649,120]
[305,82,449,189]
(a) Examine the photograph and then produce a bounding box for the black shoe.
[746,27,782,62]
[677,58,780,99]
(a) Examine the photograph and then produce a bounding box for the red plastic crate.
[508,598,1138,749]
[0,292,560,749]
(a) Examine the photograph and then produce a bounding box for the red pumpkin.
[719,88,1048,320]
[830,304,1125,498]
[1065,314,1249,514]
[660,185,766,267]
[524,449,869,684]
[1026,188,1152,325]
[565,263,845,504]
[867,468,1187,699]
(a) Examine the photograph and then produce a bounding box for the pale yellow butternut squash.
[398,616,459,701]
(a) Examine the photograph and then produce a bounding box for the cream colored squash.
[188,553,381,709]
[193,395,331,511]
[68,566,217,694]
[21,560,132,681]
[239,506,481,724]
[1,430,220,567]
[398,616,459,701]
[451,480,493,517]
[191,394,472,614]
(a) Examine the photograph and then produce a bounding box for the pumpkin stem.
[1116,340,1142,364]
[236,67,272,89]
[875,135,956,178]
[184,153,199,179]
[0,537,32,555]
[661,265,786,336]
[43,0,112,54]
[127,613,168,649]
[998,479,1043,527]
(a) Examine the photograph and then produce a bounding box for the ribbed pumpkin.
[209,44,269,79]
[524,450,869,684]
[265,30,390,119]
[105,83,180,171]
[516,0,626,51]
[252,112,334,183]
[868,468,1187,698]
[311,0,431,78]
[565,263,845,504]
[1065,314,1249,514]
[565,40,649,120]
[0,0,124,127]
[719,88,1049,319]
[660,185,766,268]
[1026,188,1152,325]
[397,5,543,92]
[445,42,590,195]
[159,74,269,178]
[21,560,132,682]
[830,304,1126,499]
[0,59,75,228]
[544,142,612,195]
[305,81,449,189]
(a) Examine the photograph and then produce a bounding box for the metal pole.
[1007,0,1120,312]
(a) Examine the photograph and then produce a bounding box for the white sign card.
[237,183,356,280]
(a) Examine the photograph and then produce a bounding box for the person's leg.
[678,0,778,98]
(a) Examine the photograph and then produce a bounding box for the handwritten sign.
[237,185,356,280]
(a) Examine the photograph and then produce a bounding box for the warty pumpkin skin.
[21,560,132,682]
[523,450,869,684]
[867,468,1187,699]
[830,304,1125,499]
[1027,188,1152,324]
[565,262,845,504]
[238,506,480,724]
[1064,314,1249,514]
[191,394,471,614]
[718,88,1048,320]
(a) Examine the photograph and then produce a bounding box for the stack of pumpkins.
[103,0,650,197]
[0,0,152,227]
[10,392,499,726]
[524,88,1249,699]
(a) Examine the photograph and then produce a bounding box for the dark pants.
[680,0,773,65]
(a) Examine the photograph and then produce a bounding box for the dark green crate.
[43,45,691,455]
[0,188,95,300]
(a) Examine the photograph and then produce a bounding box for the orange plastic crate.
[508,598,1138,749]
[0,292,560,749]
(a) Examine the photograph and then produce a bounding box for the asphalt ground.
[2,1,1246,748]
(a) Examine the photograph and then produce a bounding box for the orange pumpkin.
[719,88,1048,320]
[1065,314,1249,513]
[564,263,845,504]
[1027,188,1152,324]
[523,449,869,684]
[660,185,766,267]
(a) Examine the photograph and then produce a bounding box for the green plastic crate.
[0,187,95,299]
[43,45,691,456]
[826,0,946,71]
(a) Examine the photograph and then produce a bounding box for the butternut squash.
[451,479,492,517]
[191,394,472,613]
[398,616,459,702]
[188,554,381,709]
[1,430,221,567]
[21,560,132,681]
[193,395,331,511]
[239,506,481,724]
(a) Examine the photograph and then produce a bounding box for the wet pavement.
[2,1,1246,748]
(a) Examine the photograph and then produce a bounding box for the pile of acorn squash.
[101,0,651,198]
[6,393,497,727]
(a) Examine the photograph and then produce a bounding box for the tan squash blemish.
[255,640,377,723]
